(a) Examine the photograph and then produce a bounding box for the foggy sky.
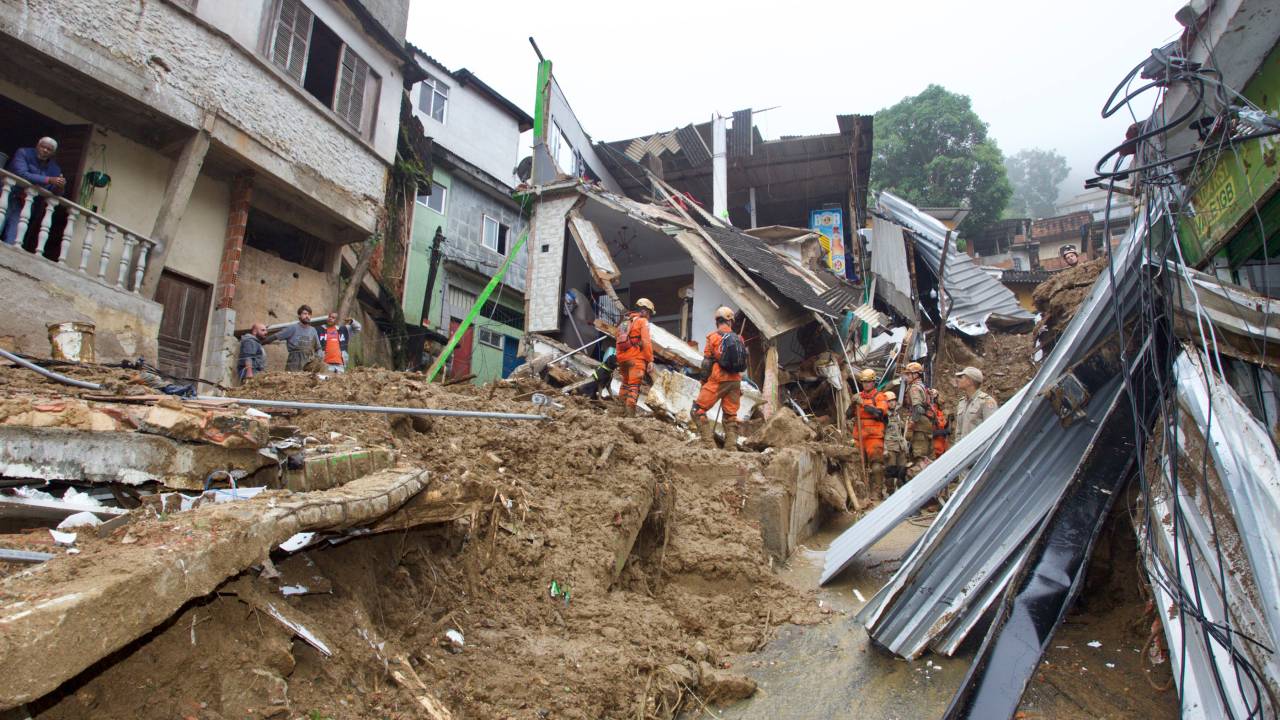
[406,0,1185,206]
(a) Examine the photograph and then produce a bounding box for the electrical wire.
[1093,40,1280,718]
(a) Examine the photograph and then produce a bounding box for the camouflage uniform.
[904,378,935,463]
[952,389,999,443]
[883,409,908,486]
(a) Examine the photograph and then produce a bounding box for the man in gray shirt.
[267,305,321,372]
[237,323,269,382]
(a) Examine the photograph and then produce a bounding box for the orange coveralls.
[616,312,653,411]
[693,330,742,419]
[931,401,950,457]
[853,389,890,460]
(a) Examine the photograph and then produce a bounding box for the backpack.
[716,331,748,373]
[616,315,643,352]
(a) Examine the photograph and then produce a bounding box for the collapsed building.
[819,2,1280,718]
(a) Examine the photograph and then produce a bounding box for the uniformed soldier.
[882,391,908,488]
[901,361,935,475]
[952,366,999,443]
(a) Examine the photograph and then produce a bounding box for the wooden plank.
[593,319,700,370]
[566,211,620,283]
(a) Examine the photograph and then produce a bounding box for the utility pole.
[419,226,445,326]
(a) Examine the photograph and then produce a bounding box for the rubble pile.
[1,363,838,719]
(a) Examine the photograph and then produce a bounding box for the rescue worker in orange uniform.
[930,388,950,458]
[852,367,890,488]
[615,298,655,417]
[693,306,744,450]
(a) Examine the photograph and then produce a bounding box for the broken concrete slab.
[0,466,431,710]
[756,447,825,561]
[282,446,396,492]
[0,396,270,449]
[0,426,274,489]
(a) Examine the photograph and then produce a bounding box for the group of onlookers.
[236,305,361,382]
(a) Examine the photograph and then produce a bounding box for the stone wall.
[1,0,396,228]
[0,247,160,364]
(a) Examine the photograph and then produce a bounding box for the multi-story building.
[0,0,418,383]
[402,49,532,383]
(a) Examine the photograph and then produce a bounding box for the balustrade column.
[133,242,151,294]
[59,208,79,264]
[34,197,58,255]
[79,216,98,273]
[97,224,116,282]
[11,190,33,247]
[118,233,136,290]
[0,178,13,235]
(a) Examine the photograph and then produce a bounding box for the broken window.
[419,74,449,123]
[416,181,447,214]
[269,0,378,136]
[482,215,509,255]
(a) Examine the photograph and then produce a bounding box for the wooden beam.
[141,126,212,297]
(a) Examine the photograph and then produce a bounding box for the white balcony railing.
[0,169,155,294]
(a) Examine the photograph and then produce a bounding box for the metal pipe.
[0,349,104,390]
[202,396,551,421]
[550,335,605,366]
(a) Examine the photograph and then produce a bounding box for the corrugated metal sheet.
[702,226,842,317]
[1174,350,1280,672]
[818,283,865,313]
[675,124,711,166]
[870,217,915,320]
[877,192,1036,334]
[856,206,1151,658]
[729,109,752,157]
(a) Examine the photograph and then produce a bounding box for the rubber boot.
[722,419,739,452]
[623,403,637,418]
[696,415,716,448]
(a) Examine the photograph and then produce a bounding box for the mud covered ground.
[14,367,825,719]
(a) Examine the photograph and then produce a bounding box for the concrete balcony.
[0,168,156,293]
[0,169,160,363]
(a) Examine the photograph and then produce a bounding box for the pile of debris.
[0,359,871,718]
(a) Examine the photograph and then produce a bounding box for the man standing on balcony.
[3,137,66,246]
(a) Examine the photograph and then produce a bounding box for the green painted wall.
[433,269,523,384]
[403,168,452,325]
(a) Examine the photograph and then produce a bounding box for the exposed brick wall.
[215,175,254,310]
[524,194,578,333]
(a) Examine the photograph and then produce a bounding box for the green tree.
[1005,148,1070,218]
[871,85,1012,233]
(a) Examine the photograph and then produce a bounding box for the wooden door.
[156,271,211,380]
[448,318,473,380]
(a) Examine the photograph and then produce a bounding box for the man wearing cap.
[615,298,655,417]
[952,366,999,443]
[901,361,935,473]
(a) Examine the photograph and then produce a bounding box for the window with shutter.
[334,44,370,130]
[271,0,313,83]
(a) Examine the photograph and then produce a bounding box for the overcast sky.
[406,0,1185,205]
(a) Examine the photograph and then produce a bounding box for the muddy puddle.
[702,508,1177,720]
